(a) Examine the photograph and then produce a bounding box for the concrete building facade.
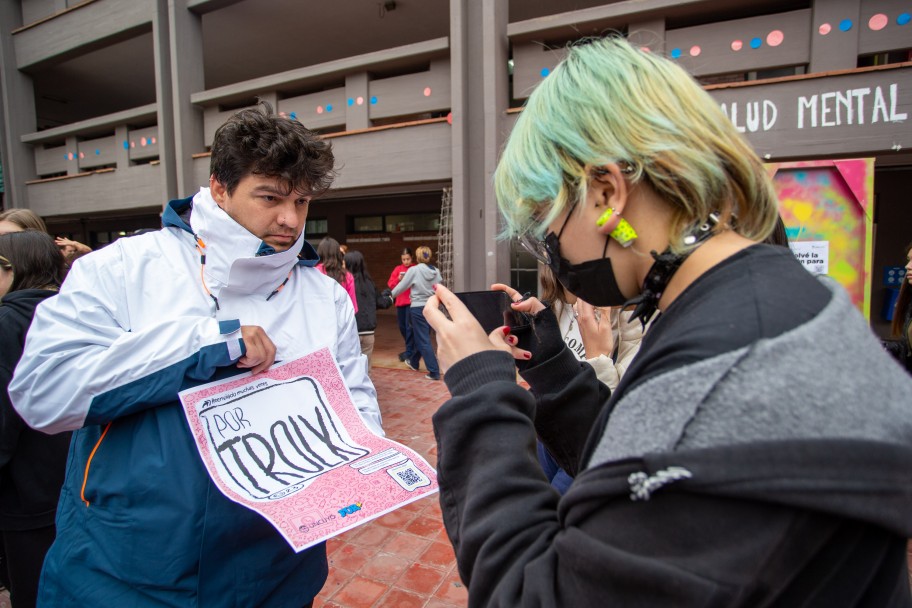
[0,0,909,334]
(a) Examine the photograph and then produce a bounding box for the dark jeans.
[396,305,415,358]
[537,442,573,495]
[2,524,56,608]
[408,307,439,378]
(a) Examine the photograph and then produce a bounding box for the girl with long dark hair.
[344,250,391,374]
[316,236,357,312]
[387,248,416,363]
[0,230,70,608]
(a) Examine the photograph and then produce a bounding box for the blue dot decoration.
[540,67,550,77]
[326,104,333,112]
[750,37,762,49]
[123,140,130,150]
[95,149,101,155]
[347,98,354,106]
[370,96,377,105]
[63,154,68,160]
[289,112,297,120]
[898,13,910,26]
[839,19,853,32]
[668,48,681,59]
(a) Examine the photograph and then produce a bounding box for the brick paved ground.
[316,313,463,607]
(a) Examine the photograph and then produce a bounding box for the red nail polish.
[524,353,532,359]
[502,327,511,336]
[432,284,438,291]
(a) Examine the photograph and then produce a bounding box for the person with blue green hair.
[423,36,912,606]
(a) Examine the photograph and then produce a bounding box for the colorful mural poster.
[768,158,874,317]
[178,348,438,552]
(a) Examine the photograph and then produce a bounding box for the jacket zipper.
[81,422,113,507]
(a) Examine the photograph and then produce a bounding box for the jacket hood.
[161,191,319,297]
[600,438,912,539]
[415,263,439,281]
[0,289,56,321]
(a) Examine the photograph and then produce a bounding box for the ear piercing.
[596,208,638,247]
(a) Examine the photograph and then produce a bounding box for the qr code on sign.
[388,459,431,491]
[397,468,421,485]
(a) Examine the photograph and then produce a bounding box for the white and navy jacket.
[9,188,382,607]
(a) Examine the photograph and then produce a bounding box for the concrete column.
[66,136,79,176]
[449,0,509,291]
[167,0,206,199]
[628,18,666,54]
[809,0,861,72]
[257,91,279,111]
[0,1,37,208]
[153,0,177,201]
[115,124,131,169]
[345,73,370,131]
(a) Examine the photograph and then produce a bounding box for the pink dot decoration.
[423,87,432,97]
[141,137,148,147]
[641,47,651,53]
[151,137,157,144]
[767,30,784,46]
[316,106,324,114]
[67,153,74,160]
[446,112,452,125]
[869,14,888,31]
[731,40,743,51]
[79,152,85,159]
[131,142,135,148]
[356,96,364,105]
[689,45,701,57]
[819,23,832,35]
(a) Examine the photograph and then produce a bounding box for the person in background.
[0,231,70,608]
[316,236,358,312]
[8,101,382,607]
[389,245,442,380]
[423,36,912,605]
[0,209,93,266]
[0,210,46,234]
[344,250,392,375]
[53,237,92,265]
[387,248,416,364]
[884,240,912,373]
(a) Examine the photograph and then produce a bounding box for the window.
[306,218,328,236]
[352,216,384,232]
[349,213,440,233]
[698,65,806,86]
[385,213,439,233]
[858,49,912,68]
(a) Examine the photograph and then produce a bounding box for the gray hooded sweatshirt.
[390,263,442,307]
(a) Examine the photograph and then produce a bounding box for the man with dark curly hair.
[10,102,382,607]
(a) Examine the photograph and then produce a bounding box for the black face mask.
[545,232,628,307]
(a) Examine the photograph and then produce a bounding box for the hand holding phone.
[423,284,534,373]
[439,290,531,334]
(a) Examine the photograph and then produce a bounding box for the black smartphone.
[441,290,531,334]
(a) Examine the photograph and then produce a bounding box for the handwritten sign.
[179,348,438,552]
[789,240,829,276]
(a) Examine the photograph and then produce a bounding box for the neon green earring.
[596,208,638,247]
